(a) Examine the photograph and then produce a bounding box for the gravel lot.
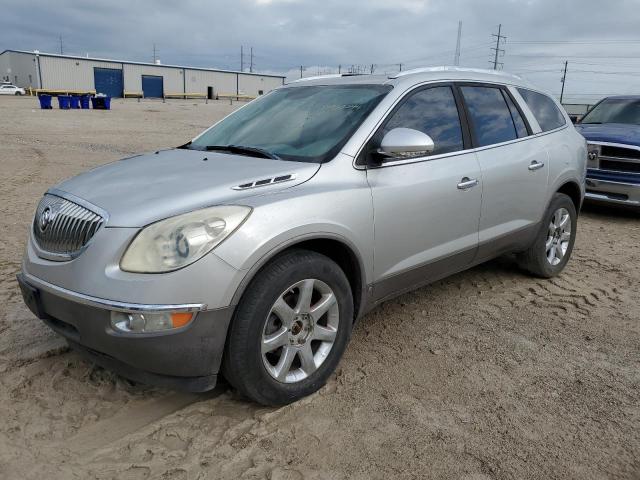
[0,95,638,480]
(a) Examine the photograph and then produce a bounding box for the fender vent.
[232,174,296,190]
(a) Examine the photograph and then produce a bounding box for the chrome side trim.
[22,271,207,313]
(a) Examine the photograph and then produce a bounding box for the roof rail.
[289,74,343,83]
[388,66,522,80]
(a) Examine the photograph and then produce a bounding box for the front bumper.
[17,272,235,392]
[585,170,640,208]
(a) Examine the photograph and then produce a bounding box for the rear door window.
[517,88,566,132]
[460,86,517,147]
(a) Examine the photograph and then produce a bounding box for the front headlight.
[120,205,251,273]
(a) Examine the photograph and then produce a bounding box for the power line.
[510,39,640,44]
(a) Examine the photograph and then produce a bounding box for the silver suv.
[18,67,587,405]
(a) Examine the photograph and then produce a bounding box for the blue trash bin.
[80,95,91,109]
[69,96,80,109]
[38,94,52,109]
[57,95,71,109]
[91,96,112,110]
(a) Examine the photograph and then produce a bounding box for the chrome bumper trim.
[21,271,207,313]
[585,191,640,207]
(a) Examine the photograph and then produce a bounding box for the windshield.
[190,84,392,163]
[580,98,640,125]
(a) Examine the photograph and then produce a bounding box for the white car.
[0,84,26,95]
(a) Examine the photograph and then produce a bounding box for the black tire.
[15,92,21,96]
[222,249,353,406]
[517,193,577,278]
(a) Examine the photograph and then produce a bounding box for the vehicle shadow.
[581,201,639,219]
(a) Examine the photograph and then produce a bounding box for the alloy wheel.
[546,207,572,266]
[261,278,339,383]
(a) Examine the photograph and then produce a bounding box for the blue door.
[93,67,123,97]
[142,75,164,98]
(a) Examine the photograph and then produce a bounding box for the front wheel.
[222,249,353,406]
[517,193,577,278]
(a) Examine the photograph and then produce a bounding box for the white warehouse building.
[0,49,285,98]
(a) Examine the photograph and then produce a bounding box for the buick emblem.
[39,206,55,232]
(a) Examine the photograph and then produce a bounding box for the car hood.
[52,149,320,227]
[575,123,640,146]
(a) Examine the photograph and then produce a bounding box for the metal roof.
[0,49,285,79]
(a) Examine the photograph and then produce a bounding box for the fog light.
[110,311,194,333]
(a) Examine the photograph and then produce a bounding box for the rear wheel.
[517,193,577,278]
[222,249,353,406]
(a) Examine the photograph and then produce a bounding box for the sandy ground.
[0,95,638,480]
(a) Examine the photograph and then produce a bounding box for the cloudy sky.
[2,0,640,103]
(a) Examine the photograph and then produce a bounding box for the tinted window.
[381,86,464,156]
[461,86,517,147]
[503,91,529,137]
[517,88,566,132]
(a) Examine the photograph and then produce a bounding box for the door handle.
[457,177,479,190]
[528,160,545,171]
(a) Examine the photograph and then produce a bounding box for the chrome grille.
[599,145,640,174]
[32,194,104,259]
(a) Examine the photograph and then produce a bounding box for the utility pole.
[560,60,568,104]
[250,47,253,73]
[490,24,506,70]
[240,46,244,72]
[299,65,305,78]
[370,64,375,74]
[398,63,403,71]
[454,21,462,66]
[338,64,341,74]
[59,35,64,55]
[152,43,157,63]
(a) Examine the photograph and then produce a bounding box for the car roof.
[285,66,538,90]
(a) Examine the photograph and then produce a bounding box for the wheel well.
[267,239,364,322]
[557,181,582,211]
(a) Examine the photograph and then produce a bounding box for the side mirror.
[378,128,435,159]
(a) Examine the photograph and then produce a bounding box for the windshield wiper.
[204,144,281,160]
